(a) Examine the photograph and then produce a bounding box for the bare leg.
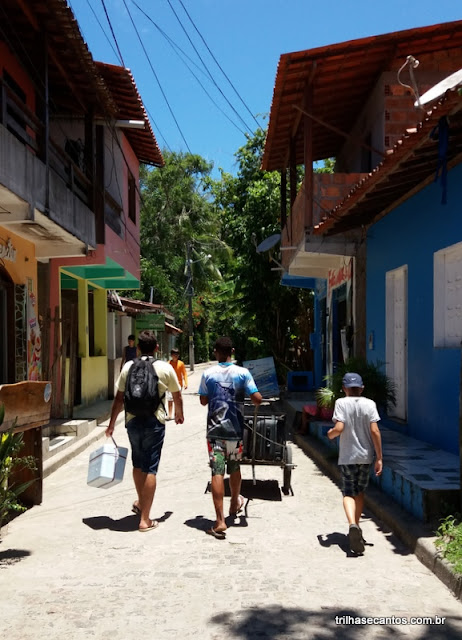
[133,467,157,529]
[343,494,364,526]
[210,474,227,532]
[168,400,173,419]
[229,469,242,514]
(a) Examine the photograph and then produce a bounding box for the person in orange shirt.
[167,348,188,420]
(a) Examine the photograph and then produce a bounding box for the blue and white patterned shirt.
[199,362,258,440]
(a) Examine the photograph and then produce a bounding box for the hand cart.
[241,401,295,496]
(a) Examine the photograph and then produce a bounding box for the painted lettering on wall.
[328,259,352,289]
[0,238,16,262]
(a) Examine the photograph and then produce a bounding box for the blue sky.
[68,0,461,176]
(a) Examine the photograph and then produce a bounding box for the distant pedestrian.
[327,372,383,554]
[120,334,138,371]
[198,336,262,539]
[107,330,184,532]
[166,348,188,420]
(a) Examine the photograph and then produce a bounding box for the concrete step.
[43,422,108,478]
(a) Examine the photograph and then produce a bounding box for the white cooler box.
[87,441,128,489]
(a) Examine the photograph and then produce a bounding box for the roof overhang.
[286,232,359,279]
[262,20,462,171]
[95,63,164,167]
[61,258,139,290]
[314,91,462,235]
[2,0,116,116]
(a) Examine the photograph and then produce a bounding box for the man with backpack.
[199,337,262,539]
[106,330,184,532]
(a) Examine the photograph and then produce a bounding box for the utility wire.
[122,0,191,153]
[100,0,126,66]
[130,0,247,137]
[177,0,262,131]
[166,0,254,135]
[83,0,120,62]
[81,0,171,150]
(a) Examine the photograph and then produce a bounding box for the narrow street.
[2,369,462,640]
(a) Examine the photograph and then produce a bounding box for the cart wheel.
[282,444,293,495]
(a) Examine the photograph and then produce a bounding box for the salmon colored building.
[0,1,163,416]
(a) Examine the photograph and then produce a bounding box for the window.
[128,172,136,223]
[434,242,462,347]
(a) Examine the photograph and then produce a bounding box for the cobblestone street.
[2,373,462,639]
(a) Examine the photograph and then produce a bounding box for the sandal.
[206,527,226,540]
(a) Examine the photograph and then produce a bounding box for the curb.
[43,425,107,478]
[294,432,462,602]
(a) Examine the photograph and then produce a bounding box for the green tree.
[209,129,314,375]
[138,151,230,361]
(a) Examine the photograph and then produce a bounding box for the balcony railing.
[281,171,369,269]
[0,78,122,220]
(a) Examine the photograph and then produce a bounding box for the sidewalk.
[280,394,462,601]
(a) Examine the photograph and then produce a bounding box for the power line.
[121,0,191,153]
[165,0,254,136]
[80,0,171,150]
[83,0,120,62]
[176,0,262,131]
[130,0,248,137]
[99,0,125,66]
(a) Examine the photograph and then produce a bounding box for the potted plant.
[0,403,37,534]
[316,357,396,415]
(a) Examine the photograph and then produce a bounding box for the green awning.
[61,257,140,290]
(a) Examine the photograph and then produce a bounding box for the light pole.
[185,243,211,372]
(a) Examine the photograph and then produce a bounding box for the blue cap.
[342,372,364,388]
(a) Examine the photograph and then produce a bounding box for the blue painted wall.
[366,163,462,455]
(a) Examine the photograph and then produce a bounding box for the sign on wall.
[135,314,165,332]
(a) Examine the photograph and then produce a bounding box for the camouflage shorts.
[207,439,243,476]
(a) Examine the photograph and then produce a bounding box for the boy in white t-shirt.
[327,372,383,554]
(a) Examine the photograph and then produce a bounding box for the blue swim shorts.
[126,416,165,474]
[340,463,372,497]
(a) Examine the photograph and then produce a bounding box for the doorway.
[386,265,408,420]
[0,266,14,384]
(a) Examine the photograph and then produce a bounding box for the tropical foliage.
[138,130,315,375]
[316,357,397,411]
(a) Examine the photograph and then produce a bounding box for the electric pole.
[186,242,195,371]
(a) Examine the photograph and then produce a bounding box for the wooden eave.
[1,0,116,116]
[95,63,164,167]
[262,20,462,171]
[313,91,462,236]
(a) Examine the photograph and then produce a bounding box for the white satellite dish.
[415,68,462,108]
[256,233,281,253]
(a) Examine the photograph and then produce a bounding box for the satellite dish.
[256,233,281,253]
[415,68,462,108]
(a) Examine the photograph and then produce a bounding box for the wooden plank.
[0,381,51,432]
[67,305,77,418]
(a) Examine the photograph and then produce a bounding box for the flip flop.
[139,520,159,532]
[229,495,245,516]
[206,528,226,540]
[132,503,141,516]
